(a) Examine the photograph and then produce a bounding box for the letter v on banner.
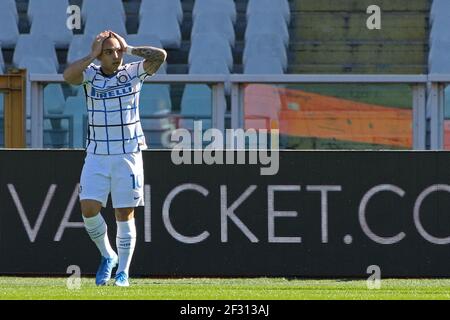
[7,184,57,242]
[54,184,84,241]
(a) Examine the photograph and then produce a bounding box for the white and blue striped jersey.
[82,61,149,154]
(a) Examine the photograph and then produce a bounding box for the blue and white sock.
[83,213,117,259]
[116,218,137,276]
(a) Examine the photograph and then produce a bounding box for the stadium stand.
[189,33,233,70]
[243,33,288,71]
[82,0,126,23]
[0,0,432,150]
[67,34,96,64]
[191,12,235,47]
[140,0,183,25]
[1,0,19,23]
[247,0,290,24]
[84,14,127,38]
[29,13,73,49]
[193,0,237,24]
[0,10,19,49]
[13,35,59,70]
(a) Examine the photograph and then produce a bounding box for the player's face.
[99,37,123,73]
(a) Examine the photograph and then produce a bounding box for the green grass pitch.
[1,277,450,300]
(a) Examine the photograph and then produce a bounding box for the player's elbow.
[63,68,82,86]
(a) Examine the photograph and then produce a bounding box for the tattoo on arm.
[131,46,167,74]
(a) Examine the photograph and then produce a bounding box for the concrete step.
[288,63,427,74]
[292,0,431,12]
[290,41,427,65]
[292,12,429,41]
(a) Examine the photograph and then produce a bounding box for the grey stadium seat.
[0,10,19,49]
[67,35,95,64]
[191,12,235,47]
[28,0,69,22]
[189,33,233,70]
[180,85,214,131]
[189,57,230,74]
[82,0,126,22]
[244,56,285,74]
[1,0,18,23]
[245,12,289,47]
[247,0,290,24]
[124,34,167,72]
[193,0,237,24]
[140,0,183,25]
[429,41,450,74]
[64,96,87,148]
[44,84,66,115]
[138,12,181,48]
[30,11,73,48]
[13,36,59,71]
[84,14,127,38]
[140,84,174,149]
[244,34,287,71]
[0,47,4,73]
[430,0,450,25]
[18,57,58,74]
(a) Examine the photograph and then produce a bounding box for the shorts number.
[130,174,143,189]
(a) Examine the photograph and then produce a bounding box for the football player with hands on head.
[64,30,167,287]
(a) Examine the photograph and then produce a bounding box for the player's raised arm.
[110,31,167,75]
[63,31,110,85]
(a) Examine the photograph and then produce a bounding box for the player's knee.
[80,200,102,217]
[115,208,134,221]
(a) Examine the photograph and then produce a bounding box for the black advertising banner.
[1,150,450,277]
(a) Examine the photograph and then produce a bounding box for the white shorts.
[79,152,144,208]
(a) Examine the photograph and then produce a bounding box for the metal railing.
[28,74,434,149]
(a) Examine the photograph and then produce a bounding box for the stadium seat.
[84,14,127,39]
[18,57,58,75]
[28,0,69,22]
[1,0,18,23]
[0,10,19,49]
[430,15,450,43]
[64,96,87,148]
[192,0,237,24]
[245,12,289,47]
[140,84,174,149]
[67,34,96,64]
[30,11,73,48]
[180,85,214,131]
[13,36,59,71]
[429,41,450,74]
[430,0,450,25]
[82,0,126,22]
[138,12,181,48]
[189,57,230,74]
[189,34,233,70]
[246,0,291,24]
[191,12,235,47]
[124,34,167,72]
[0,47,4,74]
[44,84,66,115]
[244,56,285,74]
[140,0,183,25]
[243,34,287,71]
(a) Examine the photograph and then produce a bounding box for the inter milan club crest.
[118,74,129,84]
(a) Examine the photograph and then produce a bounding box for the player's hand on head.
[91,31,109,59]
[109,30,128,52]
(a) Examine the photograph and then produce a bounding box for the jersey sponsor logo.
[90,83,133,99]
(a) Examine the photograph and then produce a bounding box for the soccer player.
[63,30,167,286]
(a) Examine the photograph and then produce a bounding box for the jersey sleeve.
[127,61,151,82]
[82,63,97,85]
